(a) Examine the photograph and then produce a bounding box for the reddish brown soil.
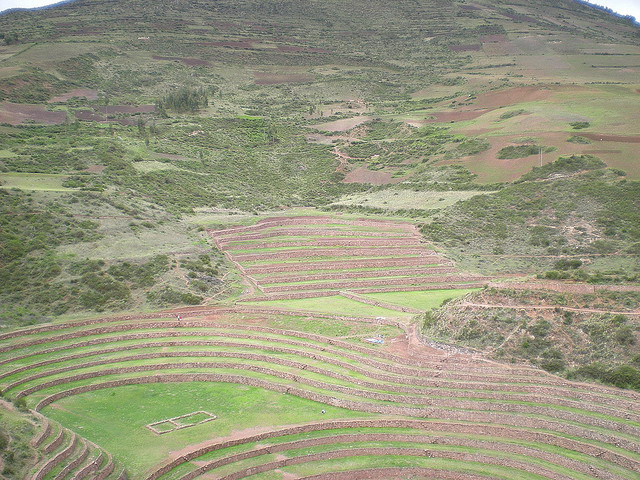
[310,116,372,132]
[431,109,490,123]
[74,110,105,122]
[343,166,402,185]
[244,257,450,274]
[47,88,99,103]
[449,44,482,52]
[94,105,156,114]
[473,86,554,109]
[581,133,640,143]
[260,267,457,284]
[0,102,67,125]
[254,73,314,85]
[225,238,420,250]
[583,149,622,154]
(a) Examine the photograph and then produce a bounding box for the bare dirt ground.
[48,88,99,103]
[310,116,372,132]
[581,133,640,143]
[0,102,67,125]
[343,166,402,185]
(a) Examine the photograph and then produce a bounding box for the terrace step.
[260,275,488,293]
[148,418,640,480]
[31,412,52,448]
[213,228,410,245]
[231,246,436,262]
[224,237,422,250]
[32,429,77,480]
[339,291,423,314]
[259,266,458,284]
[244,256,453,274]
[52,437,89,480]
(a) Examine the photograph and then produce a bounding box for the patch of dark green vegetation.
[518,154,606,181]
[158,86,211,114]
[567,361,640,390]
[422,164,640,273]
[339,122,472,170]
[496,144,555,159]
[0,69,69,103]
[567,135,591,144]
[570,121,590,129]
[498,109,526,120]
[422,289,640,389]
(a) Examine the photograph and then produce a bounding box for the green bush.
[570,121,590,130]
[568,362,640,390]
[567,135,591,144]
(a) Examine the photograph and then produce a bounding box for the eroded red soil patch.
[48,88,98,103]
[433,109,490,123]
[343,166,402,185]
[311,116,372,132]
[472,86,553,109]
[94,105,156,114]
[581,133,640,143]
[449,44,481,52]
[0,102,67,125]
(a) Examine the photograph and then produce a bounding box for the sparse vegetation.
[0,0,639,477]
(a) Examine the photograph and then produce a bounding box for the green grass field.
[361,288,480,310]
[0,173,74,191]
[243,295,410,318]
[43,382,369,477]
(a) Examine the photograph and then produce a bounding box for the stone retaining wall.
[34,433,77,480]
[72,451,103,480]
[244,256,450,274]
[54,441,89,480]
[179,433,614,480]
[9,342,639,418]
[261,276,486,293]
[232,246,433,262]
[146,418,639,480]
[302,468,493,480]
[212,447,597,480]
[29,370,640,442]
[262,266,457,284]
[13,351,638,422]
[225,238,421,250]
[214,228,410,244]
[339,291,422,314]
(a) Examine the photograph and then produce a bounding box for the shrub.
[567,135,591,144]
[570,121,590,129]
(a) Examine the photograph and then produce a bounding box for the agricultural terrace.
[209,216,491,314]
[1,307,639,479]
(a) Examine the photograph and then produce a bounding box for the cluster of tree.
[157,87,208,114]
[0,32,19,45]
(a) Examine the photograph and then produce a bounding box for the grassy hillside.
[1,1,640,478]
